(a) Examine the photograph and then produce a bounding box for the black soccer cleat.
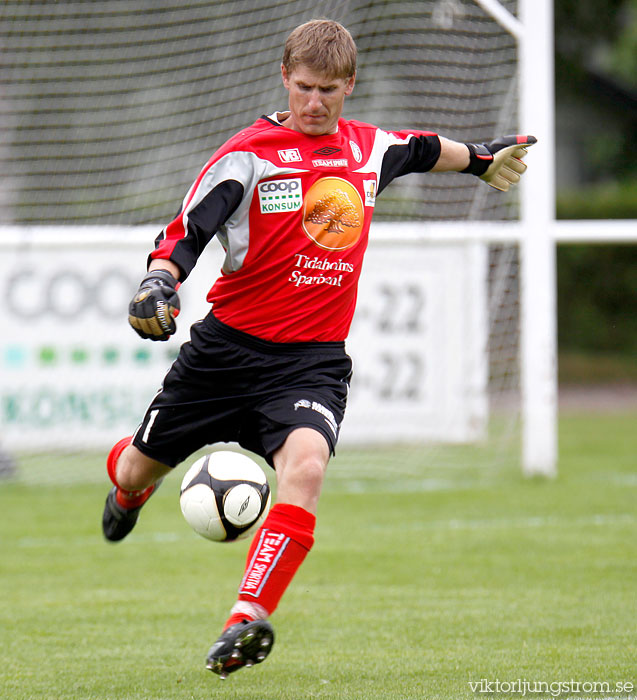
[206,619,275,679]
[102,486,144,542]
[102,479,163,542]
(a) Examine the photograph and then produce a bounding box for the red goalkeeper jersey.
[150,113,440,342]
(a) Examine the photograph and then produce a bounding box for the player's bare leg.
[102,439,171,542]
[272,427,329,515]
[206,427,328,678]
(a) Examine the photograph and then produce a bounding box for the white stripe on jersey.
[184,150,307,274]
[353,128,414,176]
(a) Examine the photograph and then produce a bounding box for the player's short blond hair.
[282,19,357,80]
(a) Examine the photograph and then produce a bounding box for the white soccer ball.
[179,451,271,542]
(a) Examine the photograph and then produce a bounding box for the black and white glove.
[463,135,537,191]
[128,270,180,341]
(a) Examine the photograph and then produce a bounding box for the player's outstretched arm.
[462,135,537,191]
[128,266,181,341]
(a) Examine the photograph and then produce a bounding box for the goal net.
[1,0,524,484]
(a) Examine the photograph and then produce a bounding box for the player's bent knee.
[297,455,327,485]
[279,453,326,495]
[116,445,170,491]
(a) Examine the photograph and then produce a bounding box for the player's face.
[281,64,355,136]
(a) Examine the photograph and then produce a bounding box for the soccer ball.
[179,451,271,542]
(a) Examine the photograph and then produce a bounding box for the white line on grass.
[13,531,194,548]
[12,513,636,549]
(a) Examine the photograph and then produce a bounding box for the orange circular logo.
[302,177,364,251]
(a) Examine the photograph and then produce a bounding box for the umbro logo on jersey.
[258,178,303,213]
[313,146,341,156]
[277,148,302,163]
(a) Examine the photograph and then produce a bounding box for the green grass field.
[1,412,636,700]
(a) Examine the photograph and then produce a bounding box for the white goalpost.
[518,0,558,476]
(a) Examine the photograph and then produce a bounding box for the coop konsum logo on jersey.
[258,177,302,213]
[302,177,364,251]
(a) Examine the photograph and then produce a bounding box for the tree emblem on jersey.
[304,189,361,234]
[302,177,364,251]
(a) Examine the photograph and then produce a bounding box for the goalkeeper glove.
[128,269,180,341]
[462,135,537,192]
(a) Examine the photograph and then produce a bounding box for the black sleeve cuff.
[461,143,493,176]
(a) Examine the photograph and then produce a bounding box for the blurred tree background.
[554,0,637,382]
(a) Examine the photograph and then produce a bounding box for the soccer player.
[102,19,535,678]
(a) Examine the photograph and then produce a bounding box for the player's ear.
[281,63,290,90]
[344,73,356,96]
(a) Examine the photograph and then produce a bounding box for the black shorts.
[132,312,353,468]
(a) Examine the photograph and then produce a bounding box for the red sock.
[224,503,316,629]
[106,436,155,509]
